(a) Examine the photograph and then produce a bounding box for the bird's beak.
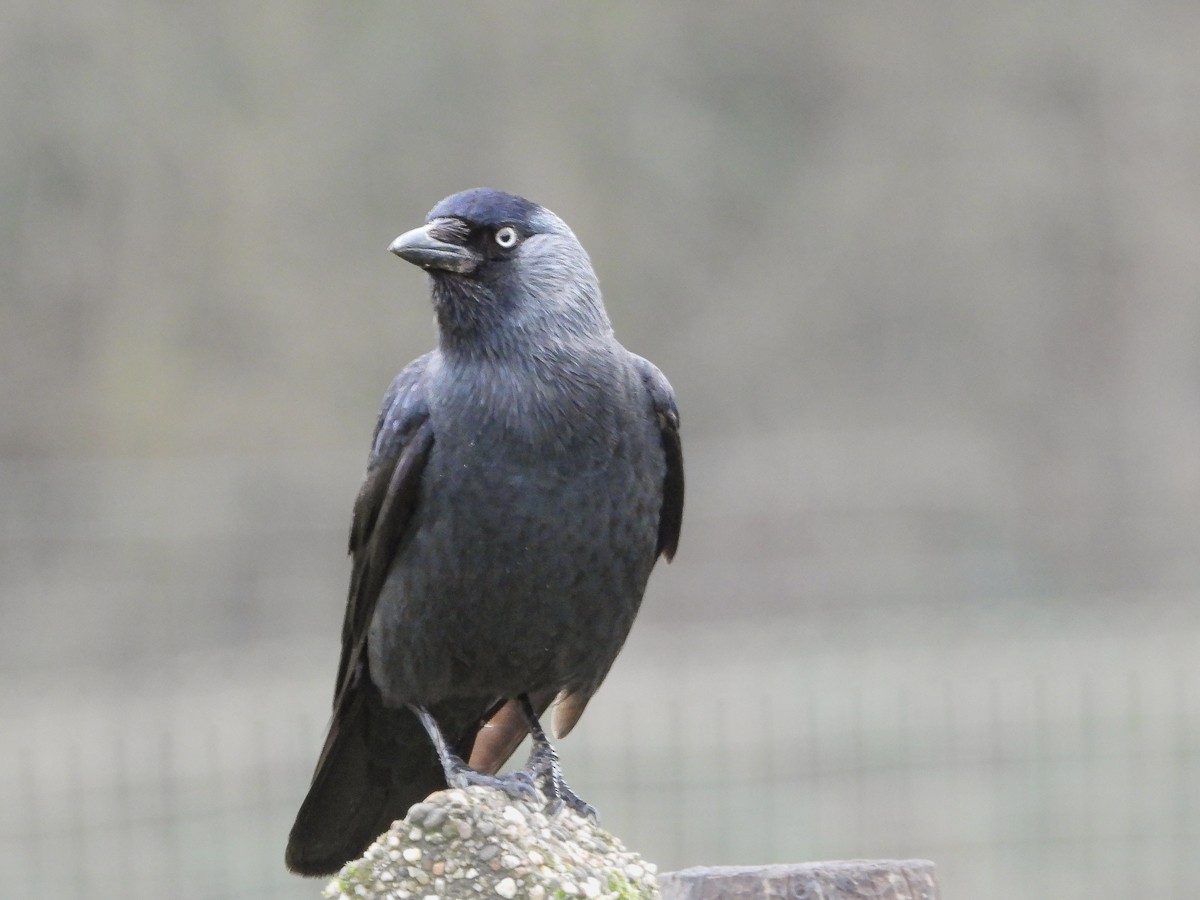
[388,223,478,274]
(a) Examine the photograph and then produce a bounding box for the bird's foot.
[446,761,539,803]
[525,745,598,821]
[549,782,598,821]
[411,703,539,804]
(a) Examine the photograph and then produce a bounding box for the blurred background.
[3,3,1199,898]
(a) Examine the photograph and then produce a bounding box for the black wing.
[633,356,684,561]
[331,353,435,707]
[543,356,684,744]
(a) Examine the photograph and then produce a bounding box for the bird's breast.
[431,354,634,463]
[367,358,664,704]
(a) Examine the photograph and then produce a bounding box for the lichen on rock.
[323,785,660,900]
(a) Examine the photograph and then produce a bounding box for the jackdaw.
[285,188,683,876]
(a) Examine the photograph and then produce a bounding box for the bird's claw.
[566,793,599,821]
[447,765,539,803]
[523,747,597,820]
[545,784,598,821]
[505,769,536,789]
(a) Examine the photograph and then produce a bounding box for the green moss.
[323,860,374,898]
[606,869,646,900]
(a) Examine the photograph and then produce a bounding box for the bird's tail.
[285,682,473,877]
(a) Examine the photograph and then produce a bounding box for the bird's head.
[389,189,611,350]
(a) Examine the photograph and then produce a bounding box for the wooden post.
[318,784,938,900]
[658,859,939,899]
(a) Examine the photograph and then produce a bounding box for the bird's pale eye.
[494,226,519,249]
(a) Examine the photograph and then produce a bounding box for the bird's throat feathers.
[429,260,612,362]
[422,210,623,447]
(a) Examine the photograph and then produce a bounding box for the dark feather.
[635,356,685,561]
[333,358,432,702]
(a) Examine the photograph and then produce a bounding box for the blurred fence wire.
[1,450,1197,900]
[1,634,1197,900]
[5,2,1200,896]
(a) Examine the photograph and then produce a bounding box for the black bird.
[286,189,683,876]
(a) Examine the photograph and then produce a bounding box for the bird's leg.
[516,694,598,820]
[409,705,537,801]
